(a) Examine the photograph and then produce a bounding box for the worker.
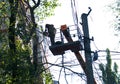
[44,24,56,46]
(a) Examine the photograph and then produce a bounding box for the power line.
[98,58,120,60]
[98,50,120,53]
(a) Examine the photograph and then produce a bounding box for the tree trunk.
[8,0,18,83]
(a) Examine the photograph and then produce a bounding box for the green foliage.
[35,0,60,20]
[0,39,35,84]
[0,1,10,31]
[99,49,120,84]
[109,0,120,37]
[42,72,53,84]
[0,0,58,83]
[0,1,10,18]
[99,63,107,84]
[114,62,118,73]
[106,49,112,71]
[16,0,60,44]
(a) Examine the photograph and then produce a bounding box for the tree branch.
[32,0,36,5]
[44,62,85,77]
[32,0,41,10]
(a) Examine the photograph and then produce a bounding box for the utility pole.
[81,7,94,84]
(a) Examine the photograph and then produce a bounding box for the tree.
[99,49,120,84]
[0,0,59,83]
[109,0,120,37]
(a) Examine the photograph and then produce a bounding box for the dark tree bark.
[8,0,18,83]
[26,0,41,70]
[8,0,18,51]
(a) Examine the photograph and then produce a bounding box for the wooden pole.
[81,9,94,84]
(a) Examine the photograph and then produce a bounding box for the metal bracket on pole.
[87,7,92,16]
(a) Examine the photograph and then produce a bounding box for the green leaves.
[35,0,60,20]
[109,0,120,33]
[0,38,34,84]
[42,72,53,84]
[99,49,120,84]
[0,1,10,18]
[0,0,59,83]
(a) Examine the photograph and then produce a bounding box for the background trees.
[99,1,120,83]
[99,49,120,84]
[109,0,120,40]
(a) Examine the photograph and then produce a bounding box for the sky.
[44,0,119,84]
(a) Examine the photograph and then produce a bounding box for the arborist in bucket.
[43,24,56,46]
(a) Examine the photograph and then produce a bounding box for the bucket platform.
[49,41,83,55]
